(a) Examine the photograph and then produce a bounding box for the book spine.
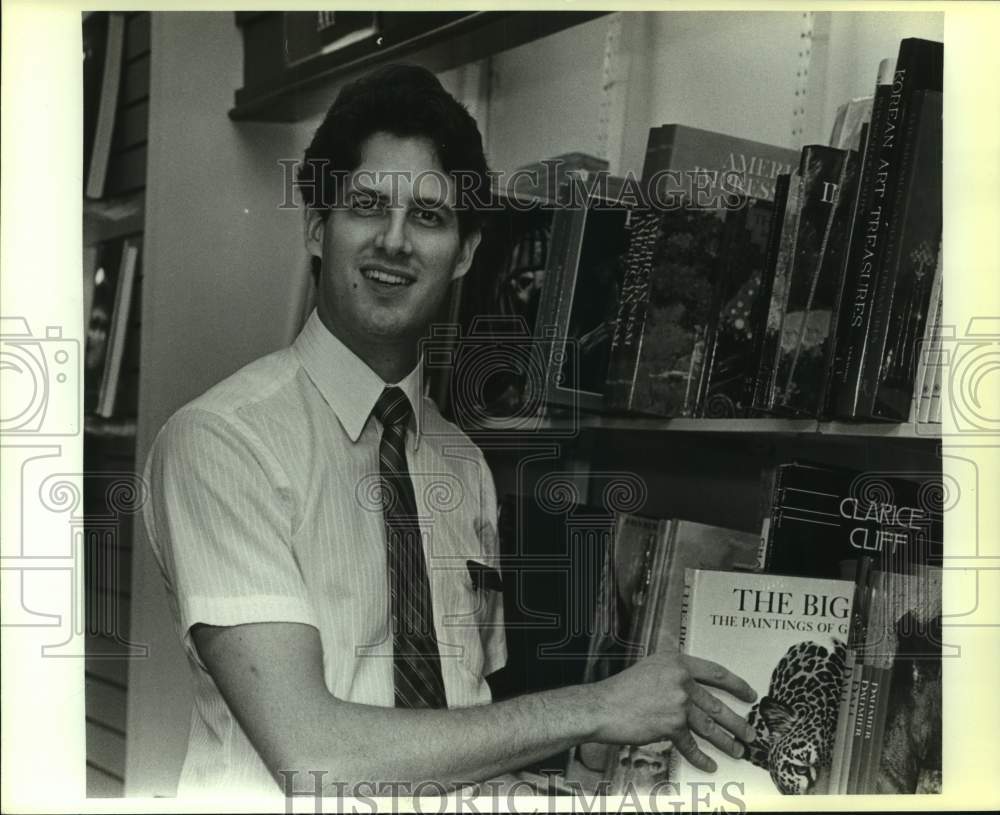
[834,39,943,417]
[751,170,803,413]
[771,145,847,416]
[605,211,659,412]
[813,146,863,419]
[86,13,126,200]
[831,556,873,793]
[96,239,139,418]
[868,91,943,420]
[847,570,885,794]
[743,175,790,413]
[860,574,897,793]
[829,60,895,417]
[913,246,943,423]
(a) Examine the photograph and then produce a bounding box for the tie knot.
[374,387,412,429]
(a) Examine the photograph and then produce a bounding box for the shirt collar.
[293,310,423,448]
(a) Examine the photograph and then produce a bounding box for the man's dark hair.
[298,63,490,239]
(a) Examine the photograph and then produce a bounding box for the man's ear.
[304,208,326,259]
[451,228,482,281]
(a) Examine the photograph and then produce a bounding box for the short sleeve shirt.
[143,310,506,796]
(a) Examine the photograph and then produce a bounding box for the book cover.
[866,91,943,421]
[699,199,775,417]
[762,462,943,580]
[829,96,874,152]
[642,124,798,205]
[606,520,760,792]
[869,567,943,793]
[750,168,803,413]
[566,512,667,788]
[674,569,854,795]
[606,204,736,417]
[96,238,140,418]
[769,145,848,416]
[832,40,943,419]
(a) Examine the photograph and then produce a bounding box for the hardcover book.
[604,520,760,793]
[606,204,738,417]
[761,462,943,579]
[832,39,944,419]
[750,168,803,413]
[865,91,943,421]
[642,124,798,205]
[768,145,849,416]
[673,569,854,795]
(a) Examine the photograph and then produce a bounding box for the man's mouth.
[360,265,415,287]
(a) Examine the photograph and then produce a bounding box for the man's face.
[307,132,480,352]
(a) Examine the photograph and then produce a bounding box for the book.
[84,13,126,199]
[832,40,944,419]
[605,204,739,417]
[642,124,798,205]
[84,240,124,414]
[605,520,760,793]
[750,168,803,413]
[866,91,943,421]
[769,145,848,416]
[911,246,943,423]
[869,566,943,793]
[761,462,943,580]
[829,96,874,152]
[673,569,854,795]
[828,556,874,793]
[96,237,140,418]
[565,512,665,788]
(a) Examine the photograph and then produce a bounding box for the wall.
[124,12,320,795]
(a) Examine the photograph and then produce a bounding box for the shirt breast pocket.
[438,559,503,679]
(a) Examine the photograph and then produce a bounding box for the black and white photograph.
[1,3,999,813]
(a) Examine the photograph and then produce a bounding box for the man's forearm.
[284,682,602,792]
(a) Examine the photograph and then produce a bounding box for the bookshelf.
[82,11,151,799]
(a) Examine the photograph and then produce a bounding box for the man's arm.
[193,621,758,793]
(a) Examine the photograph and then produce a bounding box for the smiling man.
[143,64,757,799]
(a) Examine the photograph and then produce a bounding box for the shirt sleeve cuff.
[179,594,318,670]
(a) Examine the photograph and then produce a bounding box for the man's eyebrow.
[411,193,454,213]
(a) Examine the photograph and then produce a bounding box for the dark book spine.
[830,62,896,417]
[696,200,752,417]
[867,91,943,420]
[605,211,659,411]
[743,175,790,414]
[770,145,847,416]
[833,39,943,418]
[750,171,802,413]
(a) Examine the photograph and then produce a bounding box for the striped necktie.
[373,386,447,709]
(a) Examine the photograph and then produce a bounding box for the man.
[144,64,757,798]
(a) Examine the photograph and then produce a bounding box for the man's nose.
[378,209,411,256]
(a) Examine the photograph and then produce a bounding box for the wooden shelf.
[231,11,608,122]
[460,413,941,439]
[84,191,145,245]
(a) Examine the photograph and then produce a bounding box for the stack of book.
[565,460,942,796]
[606,37,944,424]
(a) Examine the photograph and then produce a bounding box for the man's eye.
[413,208,443,226]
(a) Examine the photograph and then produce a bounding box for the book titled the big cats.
[673,569,853,795]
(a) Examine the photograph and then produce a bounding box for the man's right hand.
[589,652,759,773]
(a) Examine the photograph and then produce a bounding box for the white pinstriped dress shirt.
[143,310,507,796]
